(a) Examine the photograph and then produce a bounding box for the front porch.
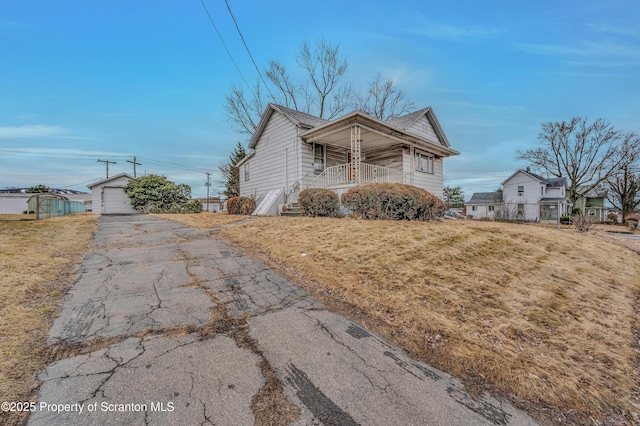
[303,162,409,189]
[285,161,408,207]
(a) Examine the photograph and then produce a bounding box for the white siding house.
[501,169,570,221]
[465,192,502,220]
[0,193,32,214]
[87,173,138,215]
[237,104,459,214]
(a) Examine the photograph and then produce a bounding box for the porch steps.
[281,203,301,217]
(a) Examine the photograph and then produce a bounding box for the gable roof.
[501,169,566,187]
[248,103,458,157]
[576,185,607,198]
[467,191,502,204]
[386,107,451,148]
[248,103,328,149]
[87,173,134,189]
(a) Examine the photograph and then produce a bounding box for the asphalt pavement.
[28,215,539,426]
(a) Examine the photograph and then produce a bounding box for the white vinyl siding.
[239,112,300,200]
[89,175,136,215]
[502,171,544,221]
[402,148,443,198]
[405,116,439,144]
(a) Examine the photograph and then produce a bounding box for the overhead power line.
[223,0,274,99]
[199,0,254,96]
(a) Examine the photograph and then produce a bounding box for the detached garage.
[87,173,138,215]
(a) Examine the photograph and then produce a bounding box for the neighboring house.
[87,173,138,215]
[465,191,502,220]
[0,193,32,214]
[572,186,607,221]
[501,168,571,221]
[194,197,224,212]
[237,103,459,215]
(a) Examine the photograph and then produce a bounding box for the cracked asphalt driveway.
[29,215,538,426]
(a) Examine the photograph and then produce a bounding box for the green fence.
[30,195,86,219]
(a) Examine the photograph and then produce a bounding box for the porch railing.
[307,163,404,188]
[285,163,406,206]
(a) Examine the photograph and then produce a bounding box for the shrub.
[626,214,639,230]
[227,196,256,215]
[298,188,340,217]
[150,200,202,214]
[572,213,596,233]
[341,183,445,221]
[607,212,619,223]
[560,215,572,225]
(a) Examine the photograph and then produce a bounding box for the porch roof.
[299,110,459,158]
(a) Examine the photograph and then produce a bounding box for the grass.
[162,213,640,425]
[0,213,97,425]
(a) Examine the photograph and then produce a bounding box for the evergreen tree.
[218,141,247,198]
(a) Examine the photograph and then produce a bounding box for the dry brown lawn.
[0,213,97,425]
[164,213,640,425]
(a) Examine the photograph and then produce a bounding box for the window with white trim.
[517,185,524,196]
[244,163,249,181]
[313,143,325,174]
[415,152,434,173]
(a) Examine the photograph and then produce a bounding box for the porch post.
[350,125,361,183]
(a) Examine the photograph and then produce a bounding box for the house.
[0,193,32,214]
[237,103,459,215]
[572,186,607,221]
[465,191,502,220]
[500,168,571,221]
[87,173,138,215]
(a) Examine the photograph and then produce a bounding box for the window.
[415,152,434,173]
[541,186,545,196]
[244,163,249,181]
[472,206,477,211]
[488,205,495,212]
[517,185,524,196]
[517,204,524,215]
[313,143,325,174]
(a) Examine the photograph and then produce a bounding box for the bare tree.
[355,73,416,120]
[296,38,351,119]
[607,165,640,222]
[224,37,415,136]
[224,80,266,135]
[516,117,640,204]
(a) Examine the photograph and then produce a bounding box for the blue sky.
[1,1,639,199]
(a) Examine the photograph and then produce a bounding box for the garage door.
[102,187,137,214]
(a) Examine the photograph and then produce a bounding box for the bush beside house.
[298,188,341,217]
[341,183,445,221]
[227,196,256,215]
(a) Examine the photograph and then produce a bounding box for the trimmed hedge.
[227,196,256,215]
[341,183,445,221]
[298,188,340,217]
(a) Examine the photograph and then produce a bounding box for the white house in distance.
[467,168,571,221]
[237,103,459,215]
[466,192,502,220]
[87,173,138,215]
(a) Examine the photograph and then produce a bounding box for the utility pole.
[205,173,211,212]
[126,156,142,177]
[97,159,116,178]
